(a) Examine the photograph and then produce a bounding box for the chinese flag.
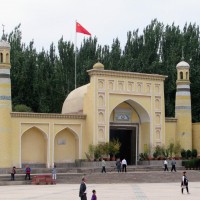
[76,22,91,35]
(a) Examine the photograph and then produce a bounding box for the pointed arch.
[54,127,79,164]
[6,53,9,63]
[109,98,150,123]
[21,126,47,167]
[22,126,48,139]
[180,71,183,79]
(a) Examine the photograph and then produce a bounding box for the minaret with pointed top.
[0,26,12,167]
[175,57,192,150]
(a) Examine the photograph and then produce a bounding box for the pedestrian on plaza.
[52,164,57,183]
[171,158,176,172]
[116,158,121,172]
[25,165,31,180]
[181,171,190,194]
[10,166,16,181]
[163,158,168,171]
[79,177,87,200]
[101,158,106,173]
[122,158,127,172]
[91,189,97,200]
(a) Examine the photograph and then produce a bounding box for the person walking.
[122,158,127,172]
[101,158,106,173]
[91,189,97,200]
[25,165,31,180]
[164,158,168,171]
[10,166,16,181]
[79,177,87,200]
[181,171,190,194]
[52,164,57,184]
[116,158,121,173]
[171,158,176,172]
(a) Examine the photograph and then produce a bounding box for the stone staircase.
[0,163,186,186]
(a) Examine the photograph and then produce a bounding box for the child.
[52,165,57,184]
[181,171,189,194]
[11,166,16,181]
[91,189,97,200]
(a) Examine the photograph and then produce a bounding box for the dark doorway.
[110,127,136,165]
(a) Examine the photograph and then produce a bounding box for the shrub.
[167,143,174,158]
[139,153,148,161]
[181,149,186,158]
[162,148,169,158]
[109,139,121,157]
[186,149,192,159]
[191,149,197,158]
[153,152,158,159]
[13,104,32,112]
[174,141,182,157]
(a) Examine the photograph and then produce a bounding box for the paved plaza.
[0,182,200,200]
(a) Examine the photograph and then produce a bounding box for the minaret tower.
[0,26,12,167]
[175,59,192,150]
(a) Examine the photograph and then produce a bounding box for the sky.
[1,0,200,52]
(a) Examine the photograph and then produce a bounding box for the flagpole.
[75,20,77,89]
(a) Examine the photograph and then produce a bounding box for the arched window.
[180,71,183,79]
[0,53,3,63]
[6,53,9,63]
[186,72,188,80]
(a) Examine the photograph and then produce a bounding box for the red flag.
[76,22,91,35]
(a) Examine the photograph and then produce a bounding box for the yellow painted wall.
[10,113,85,168]
[165,118,177,146]
[54,129,76,162]
[140,122,150,153]
[22,127,47,164]
[192,123,200,153]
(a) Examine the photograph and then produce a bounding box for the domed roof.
[176,61,190,69]
[0,39,10,48]
[93,61,104,70]
[61,84,89,114]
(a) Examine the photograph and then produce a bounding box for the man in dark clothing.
[181,171,190,194]
[171,158,176,172]
[79,177,87,200]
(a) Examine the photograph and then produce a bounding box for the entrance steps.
[0,164,185,186]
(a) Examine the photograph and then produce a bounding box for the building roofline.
[87,69,167,81]
[11,112,86,119]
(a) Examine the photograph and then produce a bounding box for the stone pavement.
[0,182,200,200]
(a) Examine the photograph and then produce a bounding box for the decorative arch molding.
[21,125,48,168]
[109,98,150,123]
[21,125,48,139]
[54,126,79,140]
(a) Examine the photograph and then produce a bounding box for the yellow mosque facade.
[0,36,200,168]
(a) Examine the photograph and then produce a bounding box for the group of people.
[79,177,97,200]
[101,158,128,173]
[116,158,127,172]
[10,164,57,182]
[163,157,177,172]
[10,165,31,181]
[163,158,190,194]
[79,172,190,199]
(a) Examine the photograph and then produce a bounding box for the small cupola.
[176,60,190,81]
[93,61,104,70]
[0,25,10,66]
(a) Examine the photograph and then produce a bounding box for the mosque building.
[0,33,200,168]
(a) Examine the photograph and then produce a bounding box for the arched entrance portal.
[109,100,150,165]
[110,123,138,165]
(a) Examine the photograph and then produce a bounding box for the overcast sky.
[1,0,200,51]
